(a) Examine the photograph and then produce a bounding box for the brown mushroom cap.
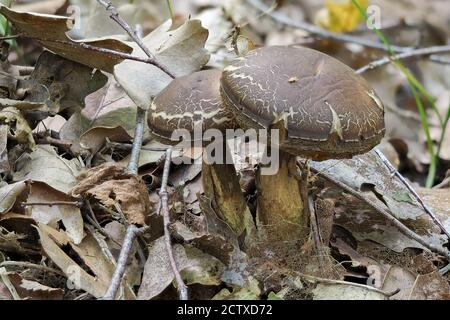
[148,69,235,144]
[220,46,385,160]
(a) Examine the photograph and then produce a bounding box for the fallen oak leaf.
[0,5,132,73]
[114,19,210,109]
[13,145,83,194]
[72,162,151,225]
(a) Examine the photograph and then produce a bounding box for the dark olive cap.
[149,69,235,144]
[220,46,385,160]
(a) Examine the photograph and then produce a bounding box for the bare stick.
[107,140,184,152]
[127,108,147,174]
[247,0,449,65]
[22,201,82,207]
[374,148,450,241]
[356,45,450,74]
[247,0,411,53]
[311,167,450,260]
[0,261,65,277]
[24,35,163,66]
[96,0,175,79]
[160,148,188,300]
[103,225,149,300]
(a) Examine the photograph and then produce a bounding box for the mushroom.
[220,46,385,243]
[148,69,254,241]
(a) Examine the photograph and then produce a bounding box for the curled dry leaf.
[0,181,28,215]
[13,145,83,194]
[312,282,387,300]
[17,51,107,117]
[311,149,448,253]
[27,182,84,244]
[72,162,151,225]
[79,126,131,155]
[36,224,106,298]
[0,6,132,73]
[137,236,226,300]
[4,272,64,300]
[114,19,210,109]
[0,107,35,148]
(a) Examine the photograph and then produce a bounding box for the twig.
[127,107,146,174]
[103,225,149,300]
[247,0,411,53]
[22,35,163,66]
[160,147,188,300]
[356,45,450,74]
[106,140,172,152]
[0,261,65,277]
[96,0,175,79]
[308,195,326,271]
[0,33,22,40]
[310,167,450,260]
[85,200,122,247]
[22,201,82,207]
[247,0,448,65]
[374,148,450,241]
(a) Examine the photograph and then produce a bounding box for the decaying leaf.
[311,149,448,253]
[79,126,131,155]
[27,182,84,244]
[18,51,107,118]
[37,223,135,299]
[212,276,260,300]
[0,181,28,214]
[13,145,83,194]
[114,19,210,109]
[137,236,225,300]
[5,272,64,300]
[0,6,132,73]
[312,282,387,300]
[72,162,151,225]
[0,107,35,148]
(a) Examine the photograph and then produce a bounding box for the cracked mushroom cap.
[148,69,235,144]
[220,46,385,160]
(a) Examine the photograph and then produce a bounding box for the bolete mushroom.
[148,69,254,241]
[220,46,385,243]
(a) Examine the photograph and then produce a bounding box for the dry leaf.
[13,145,83,194]
[138,236,225,300]
[0,6,132,73]
[0,181,27,214]
[114,19,210,109]
[27,182,84,244]
[72,162,151,225]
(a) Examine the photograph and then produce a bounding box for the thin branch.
[22,201,82,207]
[23,35,162,65]
[103,225,149,300]
[106,140,171,152]
[246,0,411,53]
[160,147,188,300]
[356,45,450,74]
[96,0,175,79]
[311,167,450,260]
[247,0,449,65]
[0,261,65,277]
[374,148,450,241]
[127,107,146,174]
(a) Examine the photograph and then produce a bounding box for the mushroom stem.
[256,148,308,243]
[202,139,255,245]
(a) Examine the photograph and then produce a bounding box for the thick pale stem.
[256,149,307,243]
[202,140,255,242]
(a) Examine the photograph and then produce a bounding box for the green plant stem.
[351,0,445,187]
[166,0,174,20]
